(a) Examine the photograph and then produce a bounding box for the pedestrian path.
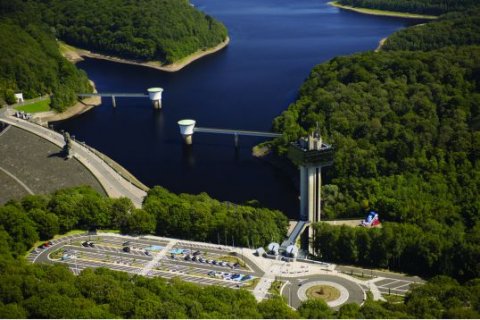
[140,240,177,276]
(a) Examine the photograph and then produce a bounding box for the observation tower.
[288,126,333,251]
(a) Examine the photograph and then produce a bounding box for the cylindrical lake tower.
[178,119,196,145]
[148,87,163,109]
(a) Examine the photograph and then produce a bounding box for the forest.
[383,8,480,51]
[0,186,287,258]
[1,188,479,318]
[273,0,480,281]
[41,0,228,64]
[0,0,228,110]
[0,19,92,111]
[337,0,480,15]
[143,186,289,247]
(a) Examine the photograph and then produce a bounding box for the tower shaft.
[300,165,322,223]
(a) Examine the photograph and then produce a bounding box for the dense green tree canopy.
[273,0,480,281]
[383,9,480,51]
[143,186,289,247]
[274,46,480,225]
[0,0,228,110]
[0,20,92,111]
[42,0,228,64]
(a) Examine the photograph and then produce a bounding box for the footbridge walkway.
[281,220,309,249]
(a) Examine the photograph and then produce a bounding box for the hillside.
[272,1,480,280]
[383,8,480,51]
[0,0,228,111]
[43,0,228,64]
[0,20,92,111]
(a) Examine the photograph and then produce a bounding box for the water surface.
[56,0,423,218]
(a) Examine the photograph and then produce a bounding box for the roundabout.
[298,281,350,307]
[281,274,365,309]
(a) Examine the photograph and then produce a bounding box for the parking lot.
[29,234,260,290]
[373,278,418,295]
[28,232,425,308]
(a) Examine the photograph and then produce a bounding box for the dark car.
[123,247,131,253]
[82,241,89,247]
[88,242,95,247]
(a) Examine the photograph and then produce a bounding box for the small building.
[267,242,280,255]
[255,247,266,257]
[14,93,24,103]
[286,245,299,258]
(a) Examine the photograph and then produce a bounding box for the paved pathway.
[140,240,177,276]
[0,107,146,207]
[0,165,34,195]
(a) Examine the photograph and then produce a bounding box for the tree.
[122,209,156,235]
[27,208,59,240]
[298,299,334,319]
[258,296,299,319]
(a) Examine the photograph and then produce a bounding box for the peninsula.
[328,1,438,19]
[60,37,230,73]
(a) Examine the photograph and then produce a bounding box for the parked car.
[123,247,131,253]
[241,275,253,282]
[88,241,95,247]
[145,251,151,256]
[193,250,201,256]
[82,241,89,247]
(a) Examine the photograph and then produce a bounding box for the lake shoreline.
[32,80,101,125]
[328,1,438,19]
[53,37,230,122]
[61,37,230,73]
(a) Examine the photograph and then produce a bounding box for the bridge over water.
[77,87,163,108]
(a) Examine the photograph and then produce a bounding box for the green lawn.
[15,98,51,113]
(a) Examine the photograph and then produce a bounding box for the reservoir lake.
[55,0,424,218]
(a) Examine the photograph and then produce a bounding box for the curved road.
[280,274,365,309]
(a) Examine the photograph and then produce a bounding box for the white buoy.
[178,119,196,145]
[148,87,163,109]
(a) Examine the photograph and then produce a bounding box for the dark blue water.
[55,0,423,218]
